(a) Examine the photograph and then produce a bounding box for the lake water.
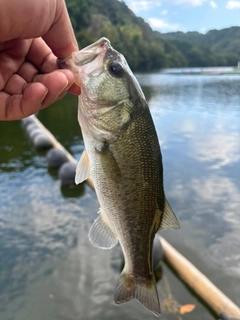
[0,72,240,320]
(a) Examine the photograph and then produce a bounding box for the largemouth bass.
[61,38,179,316]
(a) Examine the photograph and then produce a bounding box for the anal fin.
[88,209,118,249]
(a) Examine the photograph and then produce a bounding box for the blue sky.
[123,0,240,33]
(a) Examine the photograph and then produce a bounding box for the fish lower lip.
[73,52,98,66]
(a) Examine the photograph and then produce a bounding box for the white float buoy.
[25,123,38,134]
[47,148,68,168]
[29,128,43,140]
[58,162,77,186]
[21,116,35,128]
[33,133,53,150]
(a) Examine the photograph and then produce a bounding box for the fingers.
[24,38,81,96]
[3,74,26,95]
[0,69,77,121]
[33,69,74,107]
[18,61,39,83]
[68,83,81,95]
[18,58,81,96]
[0,83,47,120]
[26,37,80,84]
[26,38,59,74]
[0,39,30,90]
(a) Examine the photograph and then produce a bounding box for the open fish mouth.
[59,37,111,70]
[72,51,98,66]
[72,37,111,66]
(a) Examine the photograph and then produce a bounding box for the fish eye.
[108,62,124,78]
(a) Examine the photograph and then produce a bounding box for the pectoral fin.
[75,150,90,185]
[159,199,180,230]
[88,209,118,249]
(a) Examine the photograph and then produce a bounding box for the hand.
[0,0,80,121]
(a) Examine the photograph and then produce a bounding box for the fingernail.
[39,90,48,109]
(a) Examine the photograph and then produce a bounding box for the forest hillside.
[65,0,240,71]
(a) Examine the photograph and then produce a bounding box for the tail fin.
[114,273,161,317]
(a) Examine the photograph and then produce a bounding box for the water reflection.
[60,184,85,198]
[193,131,240,169]
[137,74,240,115]
[137,73,240,281]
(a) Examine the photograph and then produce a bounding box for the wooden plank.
[160,236,240,318]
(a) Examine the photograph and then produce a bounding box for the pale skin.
[0,0,80,121]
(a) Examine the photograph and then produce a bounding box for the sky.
[123,0,240,33]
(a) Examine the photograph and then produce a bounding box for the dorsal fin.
[159,199,180,230]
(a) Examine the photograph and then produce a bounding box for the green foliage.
[162,27,240,67]
[65,0,240,70]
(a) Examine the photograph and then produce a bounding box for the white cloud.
[161,9,168,14]
[200,27,207,33]
[210,1,217,8]
[176,0,207,6]
[148,18,183,31]
[175,0,217,6]
[193,133,240,169]
[190,176,240,209]
[226,0,240,8]
[128,1,161,13]
[178,120,196,138]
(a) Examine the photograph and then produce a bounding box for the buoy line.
[22,115,94,189]
[21,115,240,320]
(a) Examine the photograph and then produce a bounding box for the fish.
[60,37,180,317]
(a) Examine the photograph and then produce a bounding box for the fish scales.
[93,103,162,269]
[60,37,179,317]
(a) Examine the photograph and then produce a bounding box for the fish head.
[60,38,146,140]
[63,37,145,104]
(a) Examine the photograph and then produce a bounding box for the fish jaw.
[59,38,111,87]
[73,37,111,67]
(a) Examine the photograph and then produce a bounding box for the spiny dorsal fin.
[159,199,180,230]
[75,150,90,185]
[88,209,118,249]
